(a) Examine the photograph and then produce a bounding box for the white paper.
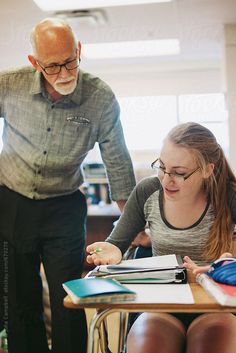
[124,283,195,304]
[99,254,179,273]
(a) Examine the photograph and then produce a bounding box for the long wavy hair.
[167,122,236,261]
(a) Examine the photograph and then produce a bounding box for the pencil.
[89,247,103,255]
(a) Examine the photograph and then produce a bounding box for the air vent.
[55,10,107,26]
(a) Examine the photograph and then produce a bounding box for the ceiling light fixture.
[82,39,180,59]
[33,0,172,12]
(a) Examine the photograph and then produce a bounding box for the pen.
[89,247,103,255]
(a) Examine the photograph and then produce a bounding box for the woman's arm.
[86,177,160,265]
[183,252,233,274]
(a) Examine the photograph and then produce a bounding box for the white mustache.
[56,77,74,84]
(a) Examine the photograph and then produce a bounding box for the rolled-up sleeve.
[98,96,136,201]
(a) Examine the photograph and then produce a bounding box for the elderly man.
[0,18,135,353]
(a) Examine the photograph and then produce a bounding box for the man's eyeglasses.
[37,57,80,75]
[151,158,200,183]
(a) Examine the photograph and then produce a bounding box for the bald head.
[28,18,81,98]
[30,18,77,58]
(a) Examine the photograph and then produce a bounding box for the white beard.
[53,77,77,95]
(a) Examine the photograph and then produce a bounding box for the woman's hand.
[86,241,122,266]
[183,256,210,275]
[183,252,233,275]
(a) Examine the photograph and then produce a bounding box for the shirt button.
[43,151,47,155]
[47,127,51,132]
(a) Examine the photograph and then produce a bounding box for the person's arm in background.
[130,226,152,248]
[116,200,126,212]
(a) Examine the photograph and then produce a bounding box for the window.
[117,93,228,179]
[178,94,228,153]
[118,93,228,155]
[118,95,177,151]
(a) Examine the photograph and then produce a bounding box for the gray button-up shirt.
[0,66,136,200]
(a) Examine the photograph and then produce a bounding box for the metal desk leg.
[98,319,110,353]
[87,309,131,353]
[87,309,114,353]
[118,312,129,353]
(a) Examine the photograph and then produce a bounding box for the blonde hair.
[167,122,236,261]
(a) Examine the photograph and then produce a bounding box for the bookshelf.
[82,163,111,206]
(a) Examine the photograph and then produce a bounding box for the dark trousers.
[0,186,88,353]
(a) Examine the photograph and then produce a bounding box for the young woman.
[87,122,236,353]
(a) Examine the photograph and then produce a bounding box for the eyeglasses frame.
[151,158,200,182]
[36,55,81,76]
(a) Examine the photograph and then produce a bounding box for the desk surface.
[64,273,236,353]
[64,282,235,313]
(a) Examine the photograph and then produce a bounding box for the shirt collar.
[30,70,43,95]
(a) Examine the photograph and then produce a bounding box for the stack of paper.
[90,254,187,284]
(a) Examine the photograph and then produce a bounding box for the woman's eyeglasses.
[151,158,200,183]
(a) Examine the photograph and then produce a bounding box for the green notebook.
[62,277,136,304]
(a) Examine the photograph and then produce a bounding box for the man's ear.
[204,163,215,178]
[28,55,40,71]
[77,41,81,59]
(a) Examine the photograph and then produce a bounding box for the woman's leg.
[126,313,186,353]
[186,313,236,353]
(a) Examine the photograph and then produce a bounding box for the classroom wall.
[0,0,235,170]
